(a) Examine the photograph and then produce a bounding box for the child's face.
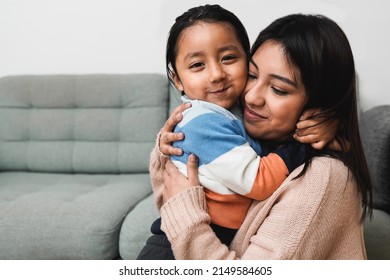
[173,22,248,110]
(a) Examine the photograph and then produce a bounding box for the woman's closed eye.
[247,73,257,80]
[271,86,288,95]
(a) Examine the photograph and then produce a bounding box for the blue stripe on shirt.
[171,104,262,167]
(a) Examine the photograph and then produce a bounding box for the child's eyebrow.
[183,44,242,61]
[217,44,241,53]
[184,51,204,61]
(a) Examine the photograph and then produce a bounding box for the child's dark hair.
[166,4,250,85]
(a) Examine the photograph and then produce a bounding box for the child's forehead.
[177,21,241,46]
[184,21,236,34]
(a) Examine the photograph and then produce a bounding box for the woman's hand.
[163,154,200,203]
[159,102,191,156]
[294,108,339,150]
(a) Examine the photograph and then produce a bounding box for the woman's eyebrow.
[250,58,258,69]
[270,74,297,87]
[250,58,297,86]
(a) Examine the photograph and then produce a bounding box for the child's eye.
[222,54,237,63]
[189,62,203,68]
[222,55,237,61]
[189,62,204,69]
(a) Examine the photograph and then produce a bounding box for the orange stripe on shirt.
[246,153,289,201]
[205,189,252,229]
[204,154,288,229]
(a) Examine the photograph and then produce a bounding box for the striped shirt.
[171,97,290,229]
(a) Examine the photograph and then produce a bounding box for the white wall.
[1,0,389,111]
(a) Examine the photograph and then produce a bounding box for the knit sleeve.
[149,132,168,210]
[160,186,238,260]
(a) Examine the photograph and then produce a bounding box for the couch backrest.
[0,74,169,173]
[360,105,390,214]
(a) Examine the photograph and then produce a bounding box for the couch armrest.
[359,105,390,214]
[119,194,159,260]
[364,209,390,260]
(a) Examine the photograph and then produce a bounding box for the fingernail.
[184,102,191,108]
[189,154,197,161]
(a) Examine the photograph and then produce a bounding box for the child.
[138,4,333,259]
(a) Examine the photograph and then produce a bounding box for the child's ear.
[172,72,184,92]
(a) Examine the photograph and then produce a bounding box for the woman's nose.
[244,85,265,107]
[208,63,225,83]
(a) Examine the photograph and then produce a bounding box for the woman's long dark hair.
[251,14,372,219]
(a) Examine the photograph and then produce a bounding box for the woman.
[153,14,372,259]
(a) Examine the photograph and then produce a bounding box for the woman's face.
[242,41,307,141]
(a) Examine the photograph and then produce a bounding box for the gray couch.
[360,105,390,260]
[0,74,388,260]
[0,74,170,259]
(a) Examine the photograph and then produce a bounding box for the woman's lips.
[244,106,267,121]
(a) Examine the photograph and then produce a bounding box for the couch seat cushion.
[0,172,151,259]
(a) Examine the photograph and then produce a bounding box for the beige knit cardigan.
[149,144,367,260]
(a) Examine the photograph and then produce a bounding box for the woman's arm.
[149,102,191,210]
[161,157,238,259]
[161,156,365,259]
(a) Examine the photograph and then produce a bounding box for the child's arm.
[171,104,305,202]
[243,141,306,200]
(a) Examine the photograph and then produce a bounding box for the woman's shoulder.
[270,156,360,226]
[291,156,349,178]
[285,156,356,197]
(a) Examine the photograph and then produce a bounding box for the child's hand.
[293,108,339,150]
[159,102,191,156]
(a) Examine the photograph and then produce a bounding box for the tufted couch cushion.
[0,74,169,259]
[0,75,167,173]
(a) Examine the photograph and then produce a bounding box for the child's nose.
[209,63,225,83]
